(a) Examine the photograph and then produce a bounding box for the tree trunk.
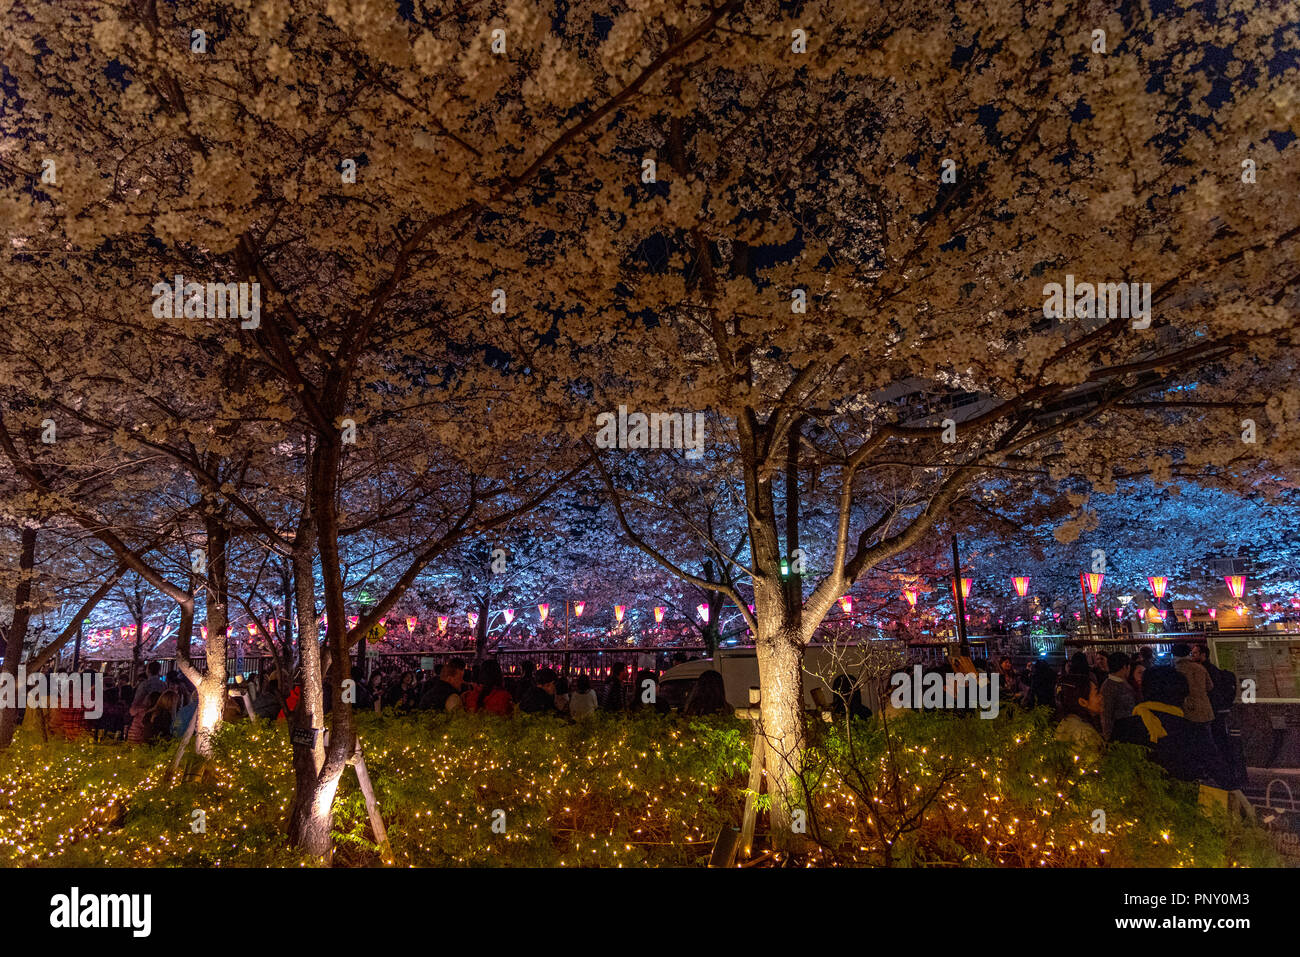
[0,527,37,749]
[474,593,489,661]
[287,531,332,857]
[753,624,806,848]
[192,515,230,758]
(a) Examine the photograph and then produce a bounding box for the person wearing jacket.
[1172,643,1214,726]
[1111,666,1228,787]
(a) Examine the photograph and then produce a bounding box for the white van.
[657,642,902,712]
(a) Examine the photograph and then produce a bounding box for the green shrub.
[0,707,1280,867]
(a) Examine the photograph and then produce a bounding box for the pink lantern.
[1225,575,1246,599]
[614,605,625,622]
[839,595,853,614]
[1183,609,1192,621]
[467,612,479,630]
[697,603,710,623]
[1081,572,1104,595]
[1148,576,1168,600]
[903,588,918,608]
[503,609,515,625]
[1012,576,1030,597]
[348,615,359,629]
[437,615,448,633]
[200,625,208,641]
[248,622,257,635]
[537,603,549,623]
[268,618,277,634]
[1208,608,1217,619]
[406,616,417,633]
[653,606,665,623]
[574,601,585,617]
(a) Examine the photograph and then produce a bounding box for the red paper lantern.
[653,606,665,624]
[903,588,918,608]
[1148,576,1168,599]
[1225,575,1246,599]
[1012,576,1030,597]
[574,601,585,617]
[954,578,972,599]
[839,595,853,614]
[1081,572,1104,595]
[467,612,478,630]
[614,605,625,623]
[537,603,549,623]
[437,615,448,633]
[406,616,417,633]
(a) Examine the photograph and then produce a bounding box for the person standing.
[1172,643,1214,730]
[1100,652,1138,741]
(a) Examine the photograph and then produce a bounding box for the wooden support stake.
[351,741,394,864]
[738,686,765,860]
[168,709,198,783]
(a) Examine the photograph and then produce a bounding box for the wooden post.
[168,709,198,783]
[351,740,394,864]
[738,685,765,860]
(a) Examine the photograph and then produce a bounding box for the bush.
[0,707,1280,867]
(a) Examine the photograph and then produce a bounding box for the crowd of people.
[24,641,1245,801]
[994,642,1241,789]
[344,657,731,719]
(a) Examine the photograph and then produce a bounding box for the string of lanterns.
[78,573,1280,646]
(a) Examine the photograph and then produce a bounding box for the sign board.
[419,657,436,671]
[1210,634,1300,704]
[290,727,320,749]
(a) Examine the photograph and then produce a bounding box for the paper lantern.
[248,622,257,635]
[955,578,972,599]
[200,625,208,641]
[1208,608,1217,619]
[614,605,625,623]
[839,595,853,614]
[406,616,417,633]
[574,601,585,617]
[437,615,448,633]
[503,609,515,625]
[1011,576,1030,597]
[1081,572,1104,595]
[1183,609,1192,620]
[903,588,918,608]
[537,603,549,623]
[1148,576,1168,600]
[697,603,710,623]
[348,615,359,628]
[467,612,479,629]
[1225,575,1246,599]
[268,618,277,634]
[653,606,665,623]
